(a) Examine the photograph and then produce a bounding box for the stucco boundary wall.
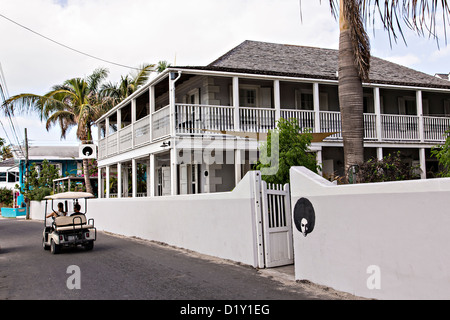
[30,171,261,268]
[289,166,450,300]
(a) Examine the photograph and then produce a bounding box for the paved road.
[0,218,354,303]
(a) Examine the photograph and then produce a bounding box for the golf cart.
[42,192,96,254]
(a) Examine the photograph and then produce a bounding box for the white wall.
[290,166,450,300]
[31,171,261,267]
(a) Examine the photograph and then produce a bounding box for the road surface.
[0,218,357,303]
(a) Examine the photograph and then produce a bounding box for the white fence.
[31,172,277,268]
[290,166,450,300]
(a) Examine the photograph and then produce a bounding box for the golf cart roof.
[44,192,95,200]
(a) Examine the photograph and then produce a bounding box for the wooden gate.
[260,181,293,268]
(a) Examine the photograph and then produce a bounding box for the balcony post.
[117,162,122,198]
[233,77,240,131]
[419,148,426,179]
[98,167,103,198]
[416,90,424,142]
[274,80,281,122]
[149,85,155,142]
[105,165,110,199]
[131,99,136,147]
[117,109,121,151]
[149,154,155,197]
[313,83,320,133]
[105,117,110,156]
[374,87,382,141]
[132,158,137,198]
[170,146,178,196]
[169,71,182,136]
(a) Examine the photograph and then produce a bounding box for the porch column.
[235,149,242,185]
[97,167,103,198]
[105,117,110,156]
[170,147,178,195]
[374,87,382,141]
[419,148,427,179]
[313,82,320,133]
[149,85,155,142]
[149,154,156,197]
[233,77,240,131]
[416,90,424,142]
[131,98,137,147]
[132,158,137,198]
[169,72,181,136]
[377,147,383,161]
[316,148,323,176]
[274,80,281,122]
[105,165,110,198]
[117,162,122,198]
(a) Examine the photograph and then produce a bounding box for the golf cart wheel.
[84,241,94,251]
[50,239,61,254]
[42,237,50,251]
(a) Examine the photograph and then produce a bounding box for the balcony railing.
[98,104,450,159]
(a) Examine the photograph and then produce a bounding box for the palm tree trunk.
[338,0,364,181]
[83,157,93,194]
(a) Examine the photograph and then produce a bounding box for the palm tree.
[101,63,154,104]
[2,68,111,194]
[323,0,450,180]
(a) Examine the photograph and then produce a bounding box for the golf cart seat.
[54,214,94,231]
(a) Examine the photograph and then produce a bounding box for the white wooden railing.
[98,104,450,159]
[320,111,342,139]
[382,114,419,141]
[280,110,315,130]
[423,116,450,141]
[152,105,170,140]
[134,115,151,146]
[239,107,275,132]
[176,104,234,134]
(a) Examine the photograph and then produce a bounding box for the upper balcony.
[96,70,450,161]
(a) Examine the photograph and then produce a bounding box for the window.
[295,89,313,110]
[0,172,6,182]
[240,88,257,108]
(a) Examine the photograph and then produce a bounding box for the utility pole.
[24,128,29,220]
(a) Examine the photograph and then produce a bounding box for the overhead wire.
[0,12,142,71]
[0,63,26,159]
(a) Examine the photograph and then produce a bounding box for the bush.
[255,118,319,185]
[0,187,13,207]
[355,151,421,183]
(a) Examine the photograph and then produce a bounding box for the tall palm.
[101,63,154,104]
[2,68,111,194]
[324,0,450,180]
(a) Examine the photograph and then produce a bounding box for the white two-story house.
[95,40,450,198]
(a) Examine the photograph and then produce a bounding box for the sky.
[0,0,449,146]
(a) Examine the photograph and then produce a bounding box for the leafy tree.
[18,159,60,201]
[3,68,111,194]
[0,187,13,207]
[431,130,450,177]
[255,118,319,185]
[318,0,450,179]
[101,63,154,104]
[0,137,12,160]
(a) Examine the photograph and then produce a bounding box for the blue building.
[12,145,85,206]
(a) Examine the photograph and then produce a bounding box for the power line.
[0,12,142,71]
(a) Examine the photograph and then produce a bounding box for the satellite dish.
[79,144,97,159]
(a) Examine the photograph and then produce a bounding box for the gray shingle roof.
[193,40,450,89]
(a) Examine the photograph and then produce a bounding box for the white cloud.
[384,53,421,68]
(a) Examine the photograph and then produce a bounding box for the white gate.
[260,181,294,268]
